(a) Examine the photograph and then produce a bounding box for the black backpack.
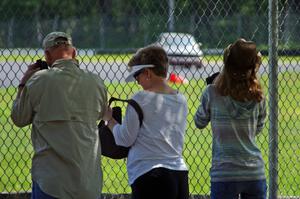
[98,97,143,159]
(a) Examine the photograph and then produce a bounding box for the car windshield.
[161,34,196,46]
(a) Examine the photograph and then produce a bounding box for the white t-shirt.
[112,90,189,185]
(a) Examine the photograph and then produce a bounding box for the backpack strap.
[109,97,144,127]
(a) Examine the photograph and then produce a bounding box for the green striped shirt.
[194,85,266,182]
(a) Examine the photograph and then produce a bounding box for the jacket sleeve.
[112,104,140,147]
[11,86,34,127]
[256,99,267,134]
[194,88,211,129]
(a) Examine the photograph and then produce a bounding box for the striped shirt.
[194,85,266,182]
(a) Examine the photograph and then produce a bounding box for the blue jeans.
[31,181,57,199]
[211,179,267,199]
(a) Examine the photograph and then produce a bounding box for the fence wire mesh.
[0,0,300,198]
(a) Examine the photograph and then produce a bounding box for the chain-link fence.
[0,0,299,198]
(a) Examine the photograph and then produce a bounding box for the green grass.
[1,72,300,196]
[1,53,300,64]
[0,54,132,63]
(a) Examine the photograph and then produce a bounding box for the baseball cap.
[125,64,155,82]
[42,31,72,49]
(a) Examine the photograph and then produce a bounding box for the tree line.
[0,0,299,49]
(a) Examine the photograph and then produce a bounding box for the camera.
[205,72,220,85]
[36,59,48,70]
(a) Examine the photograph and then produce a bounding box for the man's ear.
[72,47,77,58]
[45,50,52,65]
[45,50,50,58]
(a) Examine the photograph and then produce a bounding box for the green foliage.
[0,0,299,48]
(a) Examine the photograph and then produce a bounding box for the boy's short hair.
[128,45,169,78]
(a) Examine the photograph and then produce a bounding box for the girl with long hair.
[194,38,267,199]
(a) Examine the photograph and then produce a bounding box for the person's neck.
[58,54,73,60]
[146,79,177,94]
[50,55,74,67]
[50,57,78,68]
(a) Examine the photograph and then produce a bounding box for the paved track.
[1,49,299,88]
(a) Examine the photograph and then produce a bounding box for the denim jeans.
[31,181,57,199]
[211,179,267,199]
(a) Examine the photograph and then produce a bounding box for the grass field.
[2,52,300,64]
[0,68,300,196]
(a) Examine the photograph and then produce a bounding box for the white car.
[155,32,204,68]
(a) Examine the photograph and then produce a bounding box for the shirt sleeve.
[97,80,108,120]
[112,103,140,147]
[194,87,211,129]
[256,98,267,134]
[11,86,34,127]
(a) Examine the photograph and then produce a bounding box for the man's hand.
[19,63,40,85]
[15,63,40,98]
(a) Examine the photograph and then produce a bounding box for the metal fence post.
[268,0,279,198]
[168,0,175,32]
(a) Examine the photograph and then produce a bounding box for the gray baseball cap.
[42,31,72,49]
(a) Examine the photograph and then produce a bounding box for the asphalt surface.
[1,49,299,88]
